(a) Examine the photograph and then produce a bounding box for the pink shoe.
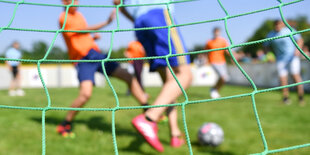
[171,135,185,148]
[132,114,164,152]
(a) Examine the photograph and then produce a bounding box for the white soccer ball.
[198,122,224,146]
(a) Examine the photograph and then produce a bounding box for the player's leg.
[277,61,290,104]
[290,57,304,106]
[85,48,148,106]
[15,65,25,96]
[210,78,224,99]
[145,65,192,121]
[57,80,93,137]
[111,66,148,105]
[133,60,144,90]
[57,53,98,137]
[166,106,185,147]
[210,64,228,99]
[157,67,184,147]
[66,80,93,122]
[8,66,16,96]
[131,65,191,152]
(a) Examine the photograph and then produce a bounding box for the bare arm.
[81,9,116,31]
[93,33,101,40]
[295,38,304,56]
[114,0,134,22]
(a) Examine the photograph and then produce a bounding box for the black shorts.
[12,66,19,78]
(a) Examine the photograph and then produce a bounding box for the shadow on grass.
[119,136,156,155]
[191,141,236,155]
[31,116,155,154]
[31,116,137,136]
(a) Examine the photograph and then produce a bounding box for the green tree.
[22,41,68,61]
[110,47,126,59]
[242,19,274,55]
[295,16,310,50]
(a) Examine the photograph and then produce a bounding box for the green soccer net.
[0,0,309,155]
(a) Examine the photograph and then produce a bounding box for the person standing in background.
[205,27,230,99]
[5,41,25,96]
[264,20,304,106]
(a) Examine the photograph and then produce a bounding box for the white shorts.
[277,56,301,77]
[211,63,230,82]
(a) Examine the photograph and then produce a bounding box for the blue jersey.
[125,0,174,19]
[5,47,22,66]
[265,27,301,62]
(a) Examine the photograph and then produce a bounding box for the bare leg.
[65,80,93,122]
[292,74,304,97]
[8,66,15,91]
[9,78,15,91]
[133,60,144,90]
[214,77,225,91]
[167,106,182,137]
[145,65,192,121]
[112,67,148,104]
[157,69,182,137]
[15,66,22,90]
[279,75,289,99]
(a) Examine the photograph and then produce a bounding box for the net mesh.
[0,0,309,154]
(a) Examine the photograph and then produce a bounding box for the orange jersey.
[205,37,229,64]
[59,11,99,60]
[125,41,145,58]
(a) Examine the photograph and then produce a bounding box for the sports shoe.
[170,135,185,148]
[132,114,164,152]
[210,88,220,99]
[298,96,305,107]
[299,99,306,107]
[16,89,25,96]
[282,97,291,105]
[8,90,16,96]
[57,122,75,138]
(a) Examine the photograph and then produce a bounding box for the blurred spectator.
[204,27,230,99]
[5,41,25,96]
[238,50,252,63]
[255,49,276,63]
[265,51,276,63]
[264,20,304,106]
[301,45,310,58]
[256,49,266,62]
[194,53,208,67]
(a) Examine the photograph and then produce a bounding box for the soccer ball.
[198,122,224,146]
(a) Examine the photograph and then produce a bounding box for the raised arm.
[113,0,134,22]
[81,9,116,31]
[295,37,304,56]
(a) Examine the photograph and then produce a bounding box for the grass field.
[0,79,309,155]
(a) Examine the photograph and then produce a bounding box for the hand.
[295,49,301,57]
[113,0,121,5]
[93,33,101,40]
[107,9,116,24]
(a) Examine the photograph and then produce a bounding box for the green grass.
[0,79,309,155]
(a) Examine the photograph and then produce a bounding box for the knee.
[183,65,193,82]
[79,92,92,102]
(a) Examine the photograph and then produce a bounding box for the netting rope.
[0,0,309,155]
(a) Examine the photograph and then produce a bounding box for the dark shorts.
[135,9,190,72]
[12,66,18,78]
[76,49,119,84]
